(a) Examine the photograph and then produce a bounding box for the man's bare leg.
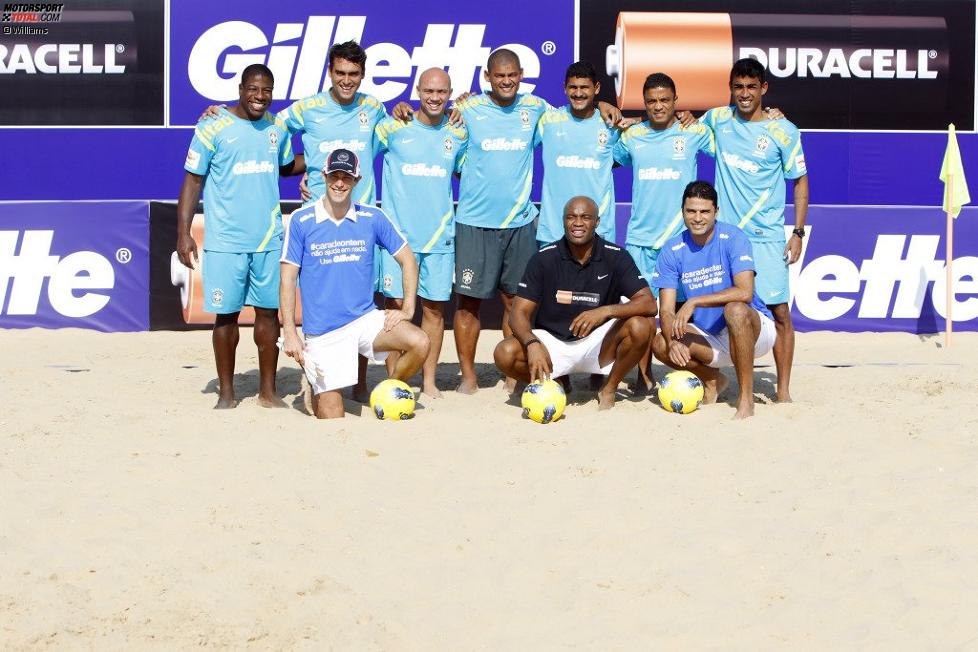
[419,299,446,397]
[351,355,369,403]
[499,291,518,392]
[374,322,430,381]
[596,317,652,410]
[651,332,727,404]
[253,307,286,408]
[313,389,345,419]
[492,337,530,383]
[453,294,482,394]
[383,297,402,377]
[633,316,657,393]
[724,302,762,419]
[212,312,240,409]
[769,302,794,403]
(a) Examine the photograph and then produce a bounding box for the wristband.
[792,227,806,238]
[524,338,541,348]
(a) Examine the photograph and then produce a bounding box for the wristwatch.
[792,227,806,238]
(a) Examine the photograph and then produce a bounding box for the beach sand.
[2,328,977,649]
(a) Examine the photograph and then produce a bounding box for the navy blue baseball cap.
[323,148,360,176]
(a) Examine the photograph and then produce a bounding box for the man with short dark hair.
[280,149,429,419]
[177,64,305,409]
[651,181,776,419]
[700,58,809,403]
[494,196,655,410]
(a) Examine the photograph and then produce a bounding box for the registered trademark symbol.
[928,50,937,59]
[116,44,125,54]
[541,41,557,56]
[116,248,132,264]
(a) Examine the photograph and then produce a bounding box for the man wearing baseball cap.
[279,149,429,419]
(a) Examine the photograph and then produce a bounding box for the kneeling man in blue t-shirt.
[651,181,776,419]
[280,149,430,419]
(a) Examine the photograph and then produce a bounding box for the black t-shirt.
[517,236,649,341]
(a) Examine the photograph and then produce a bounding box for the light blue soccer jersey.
[701,107,807,242]
[612,120,715,249]
[535,106,619,244]
[281,201,406,336]
[185,108,294,253]
[653,221,773,335]
[375,116,467,254]
[455,93,549,229]
[277,91,388,204]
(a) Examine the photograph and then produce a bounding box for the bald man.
[494,196,656,410]
[374,68,469,397]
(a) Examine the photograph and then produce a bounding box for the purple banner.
[168,0,575,126]
[616,203,978,333]
[0,201,149,332]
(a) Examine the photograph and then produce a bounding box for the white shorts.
[689,312,776,369]
[533,318,617,378]
[303,310,389,394]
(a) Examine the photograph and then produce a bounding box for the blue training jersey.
[612,120,715,249]
[375,116,468,254]
[535,105,619,244]
[185,108,294,253]
[701,107,807,242]
[455,93,549,229]
[277,91,388,204]
[281,201,406,336]
[652,221,773,335]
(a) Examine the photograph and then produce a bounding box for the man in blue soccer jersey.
[651,182,776,419]
[612,73,715,391]
[177,64,305,410]
[279,149,429,420]
[701,58,809,403]
[374,68,467,398]
[494,196,655,410]
[535,61,620,248]
[452,48,621,394]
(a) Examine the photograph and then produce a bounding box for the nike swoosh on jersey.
[227,137,239,143]
[402,138,415,143]
[475,115,488,121]
[597,274,609,280]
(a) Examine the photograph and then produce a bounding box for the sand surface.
[2,328,978,649]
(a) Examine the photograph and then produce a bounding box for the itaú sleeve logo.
[187,17,544,103]
[0,230,116,318]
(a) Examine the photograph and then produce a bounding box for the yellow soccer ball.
[521,379,567,424]
[657,370,705,414]
[370,379,416,420]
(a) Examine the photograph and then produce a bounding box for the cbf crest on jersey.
[267,129,279,153]
[520,108,531,129]
[597,130,609,148]
[672,136,686,159]
[755,135,770,154]
[443,136,455,158]
[358,111,369,129]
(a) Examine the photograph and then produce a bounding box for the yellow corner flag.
[940,124,971,218]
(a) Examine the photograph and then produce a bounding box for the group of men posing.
[176,40,809,420]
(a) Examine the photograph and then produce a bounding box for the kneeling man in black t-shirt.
[494,196,657,410]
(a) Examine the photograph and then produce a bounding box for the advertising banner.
[168,0,575,125]
[0,0,164,126]
[580,0,976,130]
[0,201,149,331]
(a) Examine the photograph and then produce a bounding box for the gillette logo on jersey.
[170,0,573,124]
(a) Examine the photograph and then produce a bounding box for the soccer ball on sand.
[370,379,416,420]
[657,370,705,414]
[521,380,567,424]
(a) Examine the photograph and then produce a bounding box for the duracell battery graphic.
[605,12,952,129]
[169,214,303,325]
[0,1,163,125]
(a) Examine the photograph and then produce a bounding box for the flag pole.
[945,172,953,348]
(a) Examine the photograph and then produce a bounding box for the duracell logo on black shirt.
[555,290,600,306]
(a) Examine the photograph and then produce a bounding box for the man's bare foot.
[597,389,616,410]
[351,384,369,403]
[775,390,793,403]
[504,377,517,393]
[457,378,478,394]
[733,399,754,419]
[422,382,443,399]
[702,374,729,404]
[214,395,237,409]
[588,373,604,391]
[257,394,288,408]
[301,376,313,414]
